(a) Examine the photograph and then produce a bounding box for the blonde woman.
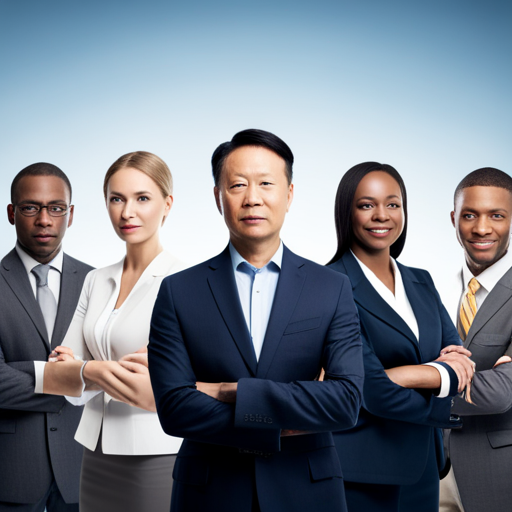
[41,151,184,512]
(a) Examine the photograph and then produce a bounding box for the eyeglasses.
[15,204,71,217]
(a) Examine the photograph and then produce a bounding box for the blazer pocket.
[173,456,209,486]
[487,429,512,449]
[284,317,322,336]
[0,418,15,434]
[308,447,343,482]
[473,333,509,347]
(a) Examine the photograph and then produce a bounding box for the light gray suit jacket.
[449,265,512,512]
[0,249,93,504]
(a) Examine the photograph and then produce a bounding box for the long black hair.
[328,161,408,264]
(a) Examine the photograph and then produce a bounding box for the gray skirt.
[80,441,175,512]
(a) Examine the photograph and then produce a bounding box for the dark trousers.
[0,480,78,512]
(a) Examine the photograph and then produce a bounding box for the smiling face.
[214,145,293,257]
[350,171,404,258]
[7,175,73,264]
[451,186,512,276]
[106,167,173,247]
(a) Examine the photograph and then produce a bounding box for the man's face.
[214,145,293,252]
[7,175,74,264]
[451,185,512,276]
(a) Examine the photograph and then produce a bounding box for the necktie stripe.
[458,277,480,341]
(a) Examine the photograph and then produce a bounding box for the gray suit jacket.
[0,249,93,504]
[449,265,512,512]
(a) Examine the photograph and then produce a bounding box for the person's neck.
[124,237,163,273]
[351,245,393,279]
[466,250,508,277]
[231,237,280,269]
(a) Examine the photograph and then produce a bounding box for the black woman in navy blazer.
[328,163,475,512]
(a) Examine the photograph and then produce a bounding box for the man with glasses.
[0,163,92,511]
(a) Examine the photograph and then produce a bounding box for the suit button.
[50,427,57,431]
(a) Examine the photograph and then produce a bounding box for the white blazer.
[63,251,186,455]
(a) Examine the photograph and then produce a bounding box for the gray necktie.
[31,264,58,341]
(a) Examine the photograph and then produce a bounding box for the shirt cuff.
[423,362,450,398]
[34,361,47,394]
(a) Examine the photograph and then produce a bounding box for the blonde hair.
[103,151,173,199]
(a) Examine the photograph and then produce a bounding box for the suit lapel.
[256,247,306,378]
[465,265,512,349]
[338,252,420,357]
[398,263,437,360]
[1,249,50,349]
[51,254,81,349]
[207,247,258,376]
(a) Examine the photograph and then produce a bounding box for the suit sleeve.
[451,361,512,416]
[234,275,364,432]
[0,343,67,413]
[361,273,461,428]
[148,279,281,452]
[61,272,94,361]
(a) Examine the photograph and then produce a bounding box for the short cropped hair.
[211,129,294,187]
[328,162,408,264]
[11,163,72,204]
[103,151,173,199]
[454,167,512,203]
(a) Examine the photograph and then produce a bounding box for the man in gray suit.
[439,167,512,512]
[0,163,93,511]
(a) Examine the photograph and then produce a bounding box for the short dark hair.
[211,129,294,186]
[11,163,72,204]
[328,162,408,264]
[454,167,512,203]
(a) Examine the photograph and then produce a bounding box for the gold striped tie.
[458,277,480,341]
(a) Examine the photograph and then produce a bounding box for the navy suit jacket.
[148,245,364,512]
[330,252,461,486]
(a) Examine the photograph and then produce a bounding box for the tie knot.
[32,264,51,287]
[468,277,480,295]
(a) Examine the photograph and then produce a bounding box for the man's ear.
[450,211,455,228]
[214,187,223,215]
[7,204,15,225]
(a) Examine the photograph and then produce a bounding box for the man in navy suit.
[148,129,364,512]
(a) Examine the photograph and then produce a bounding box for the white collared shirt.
[16,242,63,305]
[461,248,512,308]
[229,242,282,361]
[18,243,64,391]
[351,251,451,398]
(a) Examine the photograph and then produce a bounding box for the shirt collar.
[462,248,512,293]
[15,242,64,275]
[229,241,283,273]
[350,249,403,296]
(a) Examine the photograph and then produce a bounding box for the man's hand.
[196,382,237,403]
[435,350,476,394]
[494,355,512,367]
[48,345,75,362]
[439,345,472,358]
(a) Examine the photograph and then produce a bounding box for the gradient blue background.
[1,0,511,288]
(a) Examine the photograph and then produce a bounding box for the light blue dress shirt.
[229,242,283,361]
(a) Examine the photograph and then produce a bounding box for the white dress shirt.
[461,249,512,309]
[352,251,451,398]
[16,242,63,310]
[229,242,282,361]
[17,243,65,389]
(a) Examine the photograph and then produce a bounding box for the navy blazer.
[330,252,461,486]
[148,245,364,512]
